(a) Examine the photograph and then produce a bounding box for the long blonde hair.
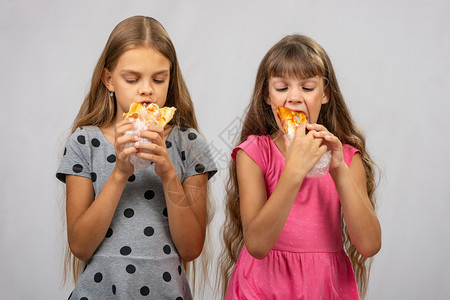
[62,16,212,295]
[218,35,377,299]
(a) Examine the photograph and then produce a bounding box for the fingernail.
[135,142,139,148]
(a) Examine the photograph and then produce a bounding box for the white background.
[1,0,449,299]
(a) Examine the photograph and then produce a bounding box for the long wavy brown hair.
[61,16,212,296]
[218,35,378,299]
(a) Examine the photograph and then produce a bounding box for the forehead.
[268,51,325,79]
[270,75,322,83]
[115,47,171,72]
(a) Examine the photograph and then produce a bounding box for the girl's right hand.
[284,122,328,178]
[113,118,138,177]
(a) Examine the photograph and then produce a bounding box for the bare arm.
[160,172,208,262]
[66,119,137,261]
[308,123,382,257]
[66,169,129,261]
[237,150,302,259]
[331,154,382,257]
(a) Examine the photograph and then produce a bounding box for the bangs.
[267,44,325,79]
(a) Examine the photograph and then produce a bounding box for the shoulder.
[172,126,207,146]
[67,126,100,142]
[231,135,270,163]
[170,126,217,179]
[342,144,361,167]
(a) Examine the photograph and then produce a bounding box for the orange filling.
[276,106,307,134]
[123,102,176,127]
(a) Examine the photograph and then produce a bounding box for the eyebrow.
[271,76,319,83]
[120,69,170,76]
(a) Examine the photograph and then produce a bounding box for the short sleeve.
[231,135,267,173]
[56,127,92,183]
[342,144,360,167]
[179,128,217,180]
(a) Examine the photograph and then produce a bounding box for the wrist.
[329,161,349,180]
[111,166,133,184]
[282,164,306,186]
[160,167,179,183]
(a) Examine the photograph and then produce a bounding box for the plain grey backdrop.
[1,0,449,299]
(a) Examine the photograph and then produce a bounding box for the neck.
[271,131,286,156]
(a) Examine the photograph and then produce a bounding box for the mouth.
[139,101,153,108]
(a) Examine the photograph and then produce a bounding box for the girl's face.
[102,46,171,119]
[266,75,329,125]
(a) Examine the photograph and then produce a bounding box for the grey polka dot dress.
[57,126,217,300]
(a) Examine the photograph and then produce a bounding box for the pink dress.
[226,135,360,300]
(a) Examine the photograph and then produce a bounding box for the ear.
[321,87,330,104]
[101,68,114,92]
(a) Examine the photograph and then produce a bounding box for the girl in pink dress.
[219,35,382,299]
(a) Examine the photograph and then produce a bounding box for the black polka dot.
[126,264,136,274]
[140,286,150,296]
[77,135,86,144]
[163,272,172,282]
[188,132,197,140]
[91,138,100,147]
[105,228,113,238]
[107,154,116,163]
[178,265,182,275]
[112,285,116,295]
[181,151,186,161]
[120,246,131,256]
[72,164,83,173]
[195,164,205,173]
[80,297,88,300]
[128,174,136,182]
[124,208,134,218]
[63,147,67,156]
[162,207,168,217]
[90,172,97,182]
[163,245,171,254]
[94,272,103,283]
[180,127,188,132]
[176,297,183,300]
[144,226,154,236]
[144,190,155,200]
[165,140,172,148]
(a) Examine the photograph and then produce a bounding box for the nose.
[286,87,303,104]
[139,80,153,95]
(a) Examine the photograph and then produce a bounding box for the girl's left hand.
[135,125,176,180]
[306,123,344,171]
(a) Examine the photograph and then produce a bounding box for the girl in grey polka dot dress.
[57,16,217,300]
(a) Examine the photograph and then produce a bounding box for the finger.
[115,118,135,130]
[306,123,328,133]
[116,133,138,147]
[115,122,136,136]
[136,151,163,164]
[318,144,328,155]
[145,124,164,135]
[118,145,138,159]
[312,130,334,139]
[135,141,157,153]
[140,131,163,145]
[293,122,307,139]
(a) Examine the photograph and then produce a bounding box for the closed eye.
[275,87,288,92]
